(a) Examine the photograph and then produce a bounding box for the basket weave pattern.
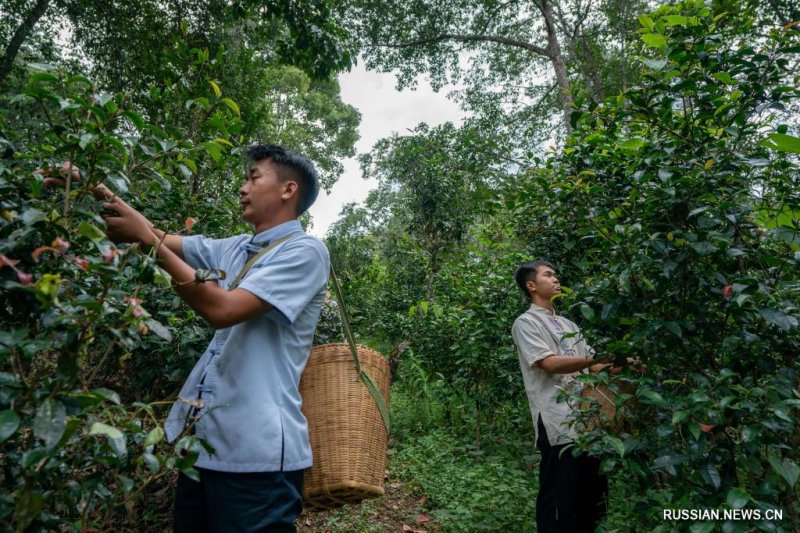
[579,381,634,433]
[300,343,391,509]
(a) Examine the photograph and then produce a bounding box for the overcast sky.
[306,63,465,237]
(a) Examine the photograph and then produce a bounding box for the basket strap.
[228,234,297,290]
[330,263,391,434]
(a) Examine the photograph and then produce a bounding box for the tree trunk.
[581,35,605,101]
[0,0,53,87]
[538,0,574,132]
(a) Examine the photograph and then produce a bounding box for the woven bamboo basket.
[579,381,634,433]
[300,343,391,509]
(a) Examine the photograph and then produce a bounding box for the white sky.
[307,63,464,237]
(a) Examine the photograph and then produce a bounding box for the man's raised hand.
[37,162,114,201]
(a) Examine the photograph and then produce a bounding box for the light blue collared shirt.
[164,220,330,472]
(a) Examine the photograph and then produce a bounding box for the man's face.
[238,159,295,226]
[529,266,560,300]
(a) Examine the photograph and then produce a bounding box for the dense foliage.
[1,0,799,531]
[0,3,358,530]
[539,3,800,528]
[326,1,800,531]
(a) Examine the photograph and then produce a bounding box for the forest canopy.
[1,0,798,531]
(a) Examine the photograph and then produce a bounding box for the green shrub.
[0,57,241,531]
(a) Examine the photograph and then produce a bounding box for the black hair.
[514,259,556,297]
[245,144,320,215]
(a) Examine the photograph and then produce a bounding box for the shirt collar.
[529,303,557,317]
[250,219,303,246]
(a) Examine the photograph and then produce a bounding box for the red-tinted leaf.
[71,256,89,270]
[52,237,70,253]
[17,271,33,286]
[185,217,198,232]
[722,285,732,299]
[102,246,118,264]
[416,514,430,524]
[700,423,715,433]
[32,246,54,261]
[0,254,20,267]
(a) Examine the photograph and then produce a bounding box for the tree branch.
[0,0,53,87]
[767,0,800,31]
[377,33,551,58]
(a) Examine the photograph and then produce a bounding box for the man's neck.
[531,296,554,313]
[254,215,297,234]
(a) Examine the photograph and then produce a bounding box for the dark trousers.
[173,468,304,533]
[536,416,608,532]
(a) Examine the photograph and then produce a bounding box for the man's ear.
[526,280,536,293]
[281,180,299,200]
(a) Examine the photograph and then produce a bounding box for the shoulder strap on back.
[228,233,299,291]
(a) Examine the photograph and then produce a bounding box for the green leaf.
[220,98,240,116]
[154,267,172,288]
[90,422,127,458]
[91,388,121,405]
[181,467,200,482]
[642,33,667,48]
[638,14,655,31]
[201,141,223,162]
[643,59,668,70]
[664,15,688,26]
[671,410,689,425]
[107,173,130,194]
[580,304,595,321]
[144,426,165,447]
[209,80,221,97]
[606,436,625,458]
[213,137,233,147]
[27,62,56,72]
[769,455,800,489]
[712,72,736,85]
[0,410,21,443]
[690,241,716,256]
[764,133,800,153]
[703,464,721,489]
[29,72,58,83]
[639,390,668,409]
[20,208,46,225]
[33,398,66,450]
[759,309,794,331]
[144,318,173,342]
[621,138,645,150]
[664,321,682,338]
[727,487,749,509]
[77,221,106,242]
[142,451,160,474]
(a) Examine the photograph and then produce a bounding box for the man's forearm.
[145,231,269,329]
[536,354,607,375]
[151,227,184,259]
[145,231,227,325]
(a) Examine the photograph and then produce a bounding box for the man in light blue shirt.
[96,144,330,531]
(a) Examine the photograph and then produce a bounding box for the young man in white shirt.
[511,259,609,532]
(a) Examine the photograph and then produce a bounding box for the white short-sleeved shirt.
[511,304,595,446]
[164,219,330,472]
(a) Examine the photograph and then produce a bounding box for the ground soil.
[297,479,440,533]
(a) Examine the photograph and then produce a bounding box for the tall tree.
[344,0,651,142]
[0,0,354,89]
[0,0,52,86]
